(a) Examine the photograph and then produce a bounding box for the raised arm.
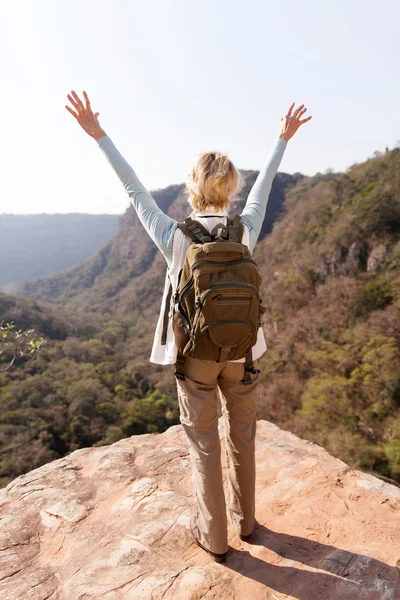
[65,90,177,267]
[240,102,312,253]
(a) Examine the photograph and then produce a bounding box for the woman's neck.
[194,206,229,216]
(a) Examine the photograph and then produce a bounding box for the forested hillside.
[0,213,119,290]
[0,171,297,487]
[254,146,400,481]
[1,149,400,488]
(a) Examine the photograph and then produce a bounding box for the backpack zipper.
[213,295,252,303]
[178,275,195,300]
[200,320,255,333]
[191,257,257,271]
[199,282,260,304]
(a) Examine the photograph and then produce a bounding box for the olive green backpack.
[161,214,266,385]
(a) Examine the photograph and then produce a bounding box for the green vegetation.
[352,278,393,320]
[1,174,297,487]
[0,296,179,487]
[2,148,400,486]
[0,320,45,372]
[256,145,400,482]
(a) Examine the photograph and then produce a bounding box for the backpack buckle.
[245,366,260,375]
[174,351,186,381]
[174,369,185,380]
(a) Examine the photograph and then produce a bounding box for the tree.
[0,321,46,372]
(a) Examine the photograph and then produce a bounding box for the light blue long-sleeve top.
[96,135,287,268]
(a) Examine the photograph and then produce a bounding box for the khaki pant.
[176,355,259,555]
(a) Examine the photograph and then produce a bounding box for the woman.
[65,91,312,563]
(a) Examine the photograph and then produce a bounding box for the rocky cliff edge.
[1,419,399,600]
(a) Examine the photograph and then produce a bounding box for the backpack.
[161,214,266,385]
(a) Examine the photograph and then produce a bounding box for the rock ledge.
[1,419,399,600]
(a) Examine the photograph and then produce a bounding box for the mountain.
[17,173,297,308]
[2,148,400,487]
[0,213,120,291]
[252,146,400,480]
[0,171,298,487]
[15,173,298,367]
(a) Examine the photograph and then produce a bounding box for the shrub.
[352,279,393,319]
[383,440,400,478]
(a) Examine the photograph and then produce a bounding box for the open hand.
[65,90,106,140]
[279,102,312,142]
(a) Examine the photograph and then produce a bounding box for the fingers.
[65,104,80,120]
[286,102,310,122]
[299,115,312,124]
[67,93,80,112]
[293,103,305,118]
[297,107,307,119]
[286,102,295,117]
[83,90,91,111]
[71,90,84,112]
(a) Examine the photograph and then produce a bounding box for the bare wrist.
[92,128,107,141]
[278,133,289,142]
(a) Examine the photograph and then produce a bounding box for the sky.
[0,0,398,215]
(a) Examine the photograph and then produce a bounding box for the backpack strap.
[161,278,173,345]
[219,346,232,362]
[241,348,261,384]
[178,217,213,244]
[174,349,186,380]
[227,214,244,243]
[177,221,199,244]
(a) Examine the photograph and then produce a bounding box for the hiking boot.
[228,512,255,542]
[239,532,253,541]
[190,514,228,563]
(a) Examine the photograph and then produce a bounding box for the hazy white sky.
[1,0,398,215]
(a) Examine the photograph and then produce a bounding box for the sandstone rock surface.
[1,419,399,600]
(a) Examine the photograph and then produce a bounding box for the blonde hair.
[185,151,245,212]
